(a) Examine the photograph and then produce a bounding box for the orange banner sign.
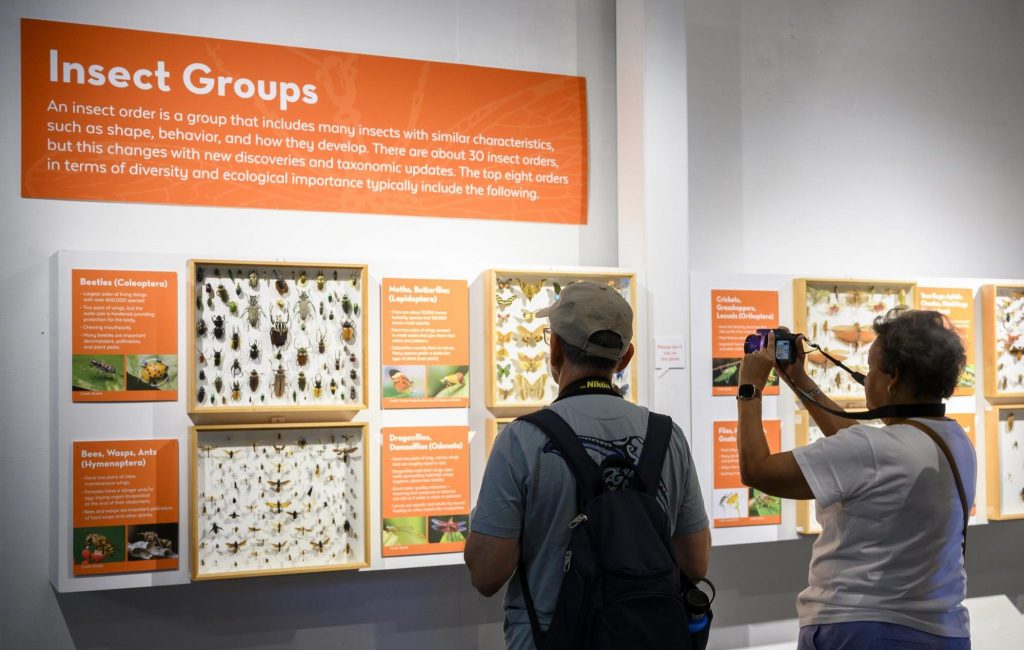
[711,289,780,396]
[713,420,781,528]
[73,439,179,575]
[71,269,177,402]
[381,426,469,557]
[22,19,587,223]
[919,287,975,396]
[381,278,469,409]
[948,412,977,516]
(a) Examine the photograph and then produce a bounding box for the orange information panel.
[381,279,469,409]
[713,420,781,528]
[711,290,780,396]
[71,269,177,402]
[22,19,587,223]
[919,287,975,396]
[381,426,469,557]
[72,439,179,575]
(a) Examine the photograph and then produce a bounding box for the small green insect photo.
[72,355,125,392]
[747,489,781,517]
[382,517,427,547]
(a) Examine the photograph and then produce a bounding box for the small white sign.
[655,336,686,370]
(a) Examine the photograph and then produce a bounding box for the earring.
[887,385,896,395]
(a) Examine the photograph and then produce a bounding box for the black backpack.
[517,409,704,650]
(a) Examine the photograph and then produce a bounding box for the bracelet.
[801,385,823,400]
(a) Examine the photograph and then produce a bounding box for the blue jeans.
[798,622,970,649]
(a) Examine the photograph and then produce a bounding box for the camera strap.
[780,366,946,420]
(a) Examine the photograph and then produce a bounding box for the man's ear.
[616,343,635,372]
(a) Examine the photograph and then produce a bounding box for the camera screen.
[775,340,791,359]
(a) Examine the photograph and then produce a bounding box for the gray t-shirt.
[471,395,709,650]
[792,418,976,637]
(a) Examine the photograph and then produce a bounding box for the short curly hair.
[872,309,966,399]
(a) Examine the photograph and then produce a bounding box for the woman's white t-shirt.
[792,418,976,637]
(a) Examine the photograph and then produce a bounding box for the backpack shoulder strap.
[636,412,673,496]
[899,419,969,557]
[519,409,602,501]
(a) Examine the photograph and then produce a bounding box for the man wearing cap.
[465,281,710,649]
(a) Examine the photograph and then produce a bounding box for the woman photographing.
[736,309,975,649]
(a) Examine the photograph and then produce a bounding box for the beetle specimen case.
[483,269,638,413]
[793,279,916,404]
[190,423,369,579]
[187,260,368,421]
[981,284,1024,401]
[985,406,1024,520]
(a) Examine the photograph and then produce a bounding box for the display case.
[190,422,369,580]
[794,411,823,535]
[485,418,514,457]
[985,405,1024,520]
[793,279,916,404]
[981,284,1024,401]
[483,268,638,414]
[187,260,368,422]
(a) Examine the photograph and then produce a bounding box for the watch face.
[738,384,757,399]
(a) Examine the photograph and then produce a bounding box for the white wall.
[0,1,617,647]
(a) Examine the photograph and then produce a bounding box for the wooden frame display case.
[794,411,823,535]
[485,418,514,457]
[190,422,369,580]
[483,268,638,414]
[981,284,1024,401]
[793,279,916,404]
[985,405,1024,520]
[187,260,368,422]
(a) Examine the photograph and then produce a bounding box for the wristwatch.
[736,384,763,401]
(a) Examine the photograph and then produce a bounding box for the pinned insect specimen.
[310,538,330,553]
[496,331,514,346]
[214,376,224,393]
[196,319,208,337]
[1008,412,1016,433]
[496,277,513,292]
[295,291,314,323]
[197,386,206,403]
[498,387,514,400]
[341,294,352,316]
[267,500,292,514]
[329,378,338,395]
[521,309,538,323]
[517,279,545,301]
[316,329,327,354]
[296,345,309,367]
[230,327,241,351]
[231,381,242,402]
[340,319,356,343]
[212,315,226,340]
[517,325,545,347]
[312,374,324,399]
[516,374,548,401]
[518,352,546,373]
[497,364,511,380]
[248,369,260,393]
[217,283,229,304]
[243,293,264,329]
[497,313,511,326]
[210,522,223,535]
[230,359,242,377]
[297,371,307,392]
[349,385,357,401]
[270,312,289,348]
[226,540,246,554]
[272,541,288,552]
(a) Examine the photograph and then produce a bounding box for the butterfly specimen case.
[187,260,368,423]
[483,268,638,414]
[792,279,917,404]
[981,284,1024,402]
[190,422,369,580]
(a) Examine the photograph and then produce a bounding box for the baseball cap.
[535,281,632,360]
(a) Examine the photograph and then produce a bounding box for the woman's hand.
[739,331,777,389]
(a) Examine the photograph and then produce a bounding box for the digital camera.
[744,328,799,365]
